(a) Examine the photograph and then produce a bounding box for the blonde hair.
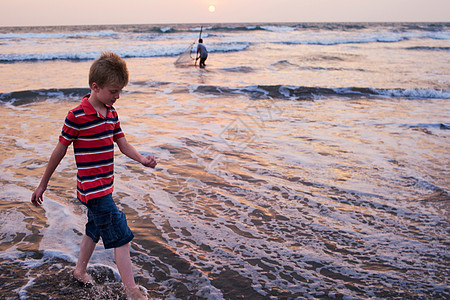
[89,52,129,89]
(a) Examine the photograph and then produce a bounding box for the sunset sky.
[1,0,449,27]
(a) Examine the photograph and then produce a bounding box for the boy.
[196,38,208,68]
[31,52,156,300]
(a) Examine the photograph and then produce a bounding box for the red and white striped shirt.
[59,95,124,203]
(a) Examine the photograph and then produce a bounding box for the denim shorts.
[84,194,134,249]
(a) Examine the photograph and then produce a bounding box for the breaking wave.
[194,85,450,101]
[0,88,90,105]
[3,86,448,106]
[0,42,250,63]
[1,22,448,63]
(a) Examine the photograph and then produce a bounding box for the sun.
[209,5,216,13]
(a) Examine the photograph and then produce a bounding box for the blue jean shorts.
[84,194,134,249]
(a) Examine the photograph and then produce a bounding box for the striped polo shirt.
[59,95,125,203]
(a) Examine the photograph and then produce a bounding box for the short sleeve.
[59,111,80,146]
[112,111,125,142]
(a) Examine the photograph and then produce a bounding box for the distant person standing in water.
[196,39,208,68]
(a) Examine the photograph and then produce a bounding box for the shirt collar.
[81,94,111,117]
[81,95,97,115]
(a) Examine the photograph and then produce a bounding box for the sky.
[0,0,449,27]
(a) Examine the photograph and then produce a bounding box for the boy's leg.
[74,234,96,283]
[114,242,135,288]
[115,243,146,299]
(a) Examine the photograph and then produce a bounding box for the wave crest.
[2,86,448,106]
[194,85,450,101]
[0,88,90,106]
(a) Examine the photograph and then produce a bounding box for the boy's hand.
[142,155,157,168]
[31,186,46,207]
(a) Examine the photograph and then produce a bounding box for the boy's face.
[92,82,123,107]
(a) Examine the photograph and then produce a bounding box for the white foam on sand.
[39,198,86,254]
[18,277,36,300]
[40,197,117,266]
[0,207,31,245]
[10,249,122,300]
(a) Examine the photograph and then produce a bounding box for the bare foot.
[73,270,94,285]
[126,286,147,300]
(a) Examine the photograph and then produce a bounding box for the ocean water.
[0,22,449,299]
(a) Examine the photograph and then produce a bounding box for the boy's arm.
[31,142,68,207]
[116,136,157,168]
